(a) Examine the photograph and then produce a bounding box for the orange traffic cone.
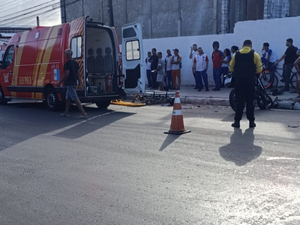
[164,91,191,135]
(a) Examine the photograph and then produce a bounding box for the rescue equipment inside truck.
[84,25,117,96]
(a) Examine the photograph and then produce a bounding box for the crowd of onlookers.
[145,38,300,93]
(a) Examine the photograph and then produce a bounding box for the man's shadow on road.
[219,128,262,166]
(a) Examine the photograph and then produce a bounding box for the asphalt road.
[0,101,300,225]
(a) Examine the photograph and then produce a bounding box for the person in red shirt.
[212,41,223,91]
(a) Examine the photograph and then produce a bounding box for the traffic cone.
[164,91,191,135]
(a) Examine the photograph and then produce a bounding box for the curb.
[180,97,229,106]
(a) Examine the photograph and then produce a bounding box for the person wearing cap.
[189,44,198,89]
[229,39,262,129]
[212,41,224,91]
[171,49,182,90]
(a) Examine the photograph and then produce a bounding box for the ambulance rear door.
[121,23,145,94]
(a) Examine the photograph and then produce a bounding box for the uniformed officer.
[229,40,263,128]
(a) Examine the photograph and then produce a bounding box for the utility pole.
[108,0,114,26]
[36,16,40,26]
[61,0,67,23]
[177,0,182,36]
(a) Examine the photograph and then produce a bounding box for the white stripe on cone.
[172,110,182,115]
[174,98,181,103]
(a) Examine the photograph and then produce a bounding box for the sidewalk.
[176,86,300,109]
[141,85,298,109]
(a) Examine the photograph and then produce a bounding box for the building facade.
[61,0,300,40]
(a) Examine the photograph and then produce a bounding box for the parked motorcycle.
[225,73,273,112]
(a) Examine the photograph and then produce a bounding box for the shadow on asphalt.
[159,134,180,151]
[219,128,263,166]
[54,111,133,139]
[0,102,135,151]
[221,108,274,122]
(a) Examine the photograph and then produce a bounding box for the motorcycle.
[225,73,274,112]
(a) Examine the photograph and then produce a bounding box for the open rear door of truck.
[122,23,145,94]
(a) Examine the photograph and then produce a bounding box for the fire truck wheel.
[95,100,110,109]
[45,88,60,110]
[0,86,8,105]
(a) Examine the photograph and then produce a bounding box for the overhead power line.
[1,0,80,26]
[0,1,58,23]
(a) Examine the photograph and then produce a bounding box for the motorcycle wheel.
[257,93,273,110]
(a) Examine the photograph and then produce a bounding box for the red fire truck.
[0,17,145,110]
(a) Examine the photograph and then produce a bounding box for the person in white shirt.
[189,44,198,89]
[261,42,277,73]
[221,48,231,87]
[165,49,173,89]
[171,49,182,90]
[145,51,152,87]
[193,47,209,91]
[156,52,166,91]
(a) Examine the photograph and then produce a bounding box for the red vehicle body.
[0,17,145,110]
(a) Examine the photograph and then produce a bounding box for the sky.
[0,0,61,27]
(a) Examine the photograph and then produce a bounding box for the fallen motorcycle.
[225,73,274,112]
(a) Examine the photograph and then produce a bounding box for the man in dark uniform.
[229,40,262,128]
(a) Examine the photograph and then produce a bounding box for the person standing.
[156,52,166,91]
[229,40,262,128]
[212,41,223,91]
[165,49,173,89]
[261,42,277,73]
[221,48,231,87]
[149,48,159,89]
[274,38,298,92]
[57,49,87,118]
[145,51,152,88]
[193,47,209,91]
[189,44,198,89]
[231,46,239,55]
[171,48,182,90]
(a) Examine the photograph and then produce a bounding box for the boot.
[249,121,256,128]
[231,121,240,128]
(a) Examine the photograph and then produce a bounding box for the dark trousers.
[195,70,209,90]
[213,68,222,89]
[151,71,157,88]
[166,70,173,88]
[221,67,229,86]
[192,69,197,86]
[283,63,294,90]
[235,78,255,122]
[267,62,275,73]
[147,70,152,87]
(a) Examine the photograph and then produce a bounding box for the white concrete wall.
[142,16,300,86]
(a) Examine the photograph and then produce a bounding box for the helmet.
[224,77,232,87]
[224,73,232,87]
[212,41,219,48]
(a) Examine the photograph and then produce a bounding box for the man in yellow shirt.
[229,39,262,128]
